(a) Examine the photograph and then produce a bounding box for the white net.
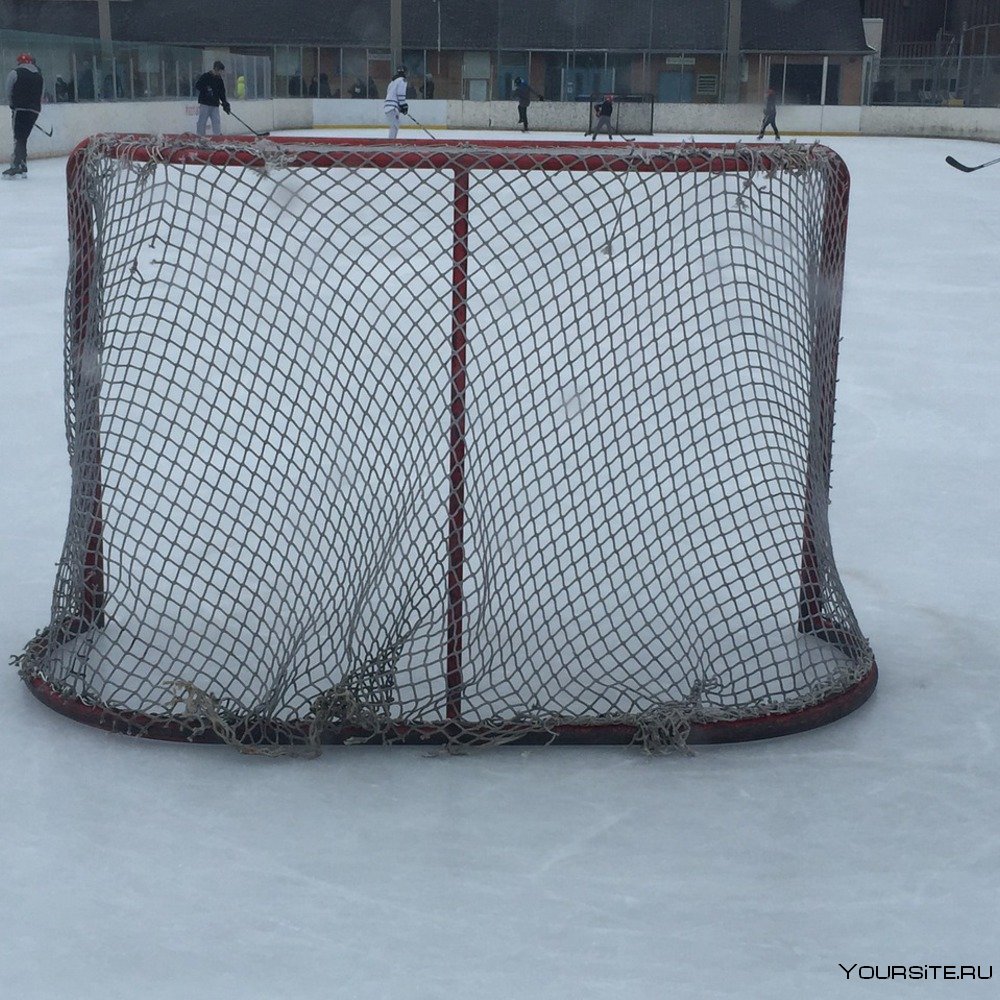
[16,135,875,753]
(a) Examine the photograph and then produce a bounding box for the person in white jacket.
[384,66,409,139]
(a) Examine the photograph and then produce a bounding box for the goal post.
[16,134,876,753]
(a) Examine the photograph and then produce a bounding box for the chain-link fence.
[872,55,1000,107]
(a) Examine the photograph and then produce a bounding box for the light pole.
[97,0,113,100]
[391,0,402,75]
[723,0,743,104]
[434,0,442,76]
[97,0,112,54]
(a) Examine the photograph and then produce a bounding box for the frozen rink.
[1,128,998,998]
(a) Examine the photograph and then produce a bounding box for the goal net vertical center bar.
[446,162,471,722]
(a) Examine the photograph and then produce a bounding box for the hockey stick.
[226,109,270,137]
[403,110,438,140]
[10,108,52,136]
[945,153,1000,173]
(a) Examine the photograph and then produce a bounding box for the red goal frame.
[23,136,876,747]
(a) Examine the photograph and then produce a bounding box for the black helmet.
[395,65,407,78]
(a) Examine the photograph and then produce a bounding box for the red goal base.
[25,665,876,749]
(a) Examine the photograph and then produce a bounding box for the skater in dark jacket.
[513,77,543,131]
[4,53,43,177]
[591,95,615,139]
[756,88,780,140]
[194,61,231,136]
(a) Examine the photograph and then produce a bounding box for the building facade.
[0,0,870,105]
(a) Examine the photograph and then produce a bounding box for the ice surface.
[1,130,998,998]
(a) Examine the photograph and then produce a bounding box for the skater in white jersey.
[384,66,409,139]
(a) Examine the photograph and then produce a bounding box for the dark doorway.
[770,63,840,105]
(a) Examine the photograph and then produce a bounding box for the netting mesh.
[15,135,875,753]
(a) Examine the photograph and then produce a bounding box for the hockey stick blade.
[945,153,1000,173]
[227,111,270,138]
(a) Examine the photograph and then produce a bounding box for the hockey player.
[194,61,231,137]
[756,87,780,141]
[4,53,43,178]
[591,94,615,140]
[513,76,543,131]
[384,66,409,139]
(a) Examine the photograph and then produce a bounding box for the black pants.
[517,104,528,129]
[11,108,39,167]
[757,113,779,139]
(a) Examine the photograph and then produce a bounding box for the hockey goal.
[16,134,876,753]
[588,94,654,136]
